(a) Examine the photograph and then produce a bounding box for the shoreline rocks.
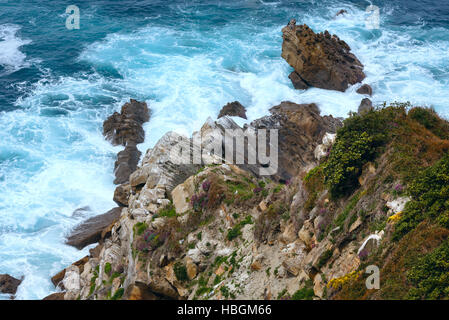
[281,23,365,92]
[65,207,122,250]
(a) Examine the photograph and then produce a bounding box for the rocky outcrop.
[0,274,22,295]
[103,99,150,186]
[281,23,365,92]
[65,207,122,249]
[249,102,342,181]
[103,99,150,146]
[218,101,247,119]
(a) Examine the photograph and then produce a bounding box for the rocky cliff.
[46,22,449,301]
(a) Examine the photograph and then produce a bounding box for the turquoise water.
[0,0,448,299]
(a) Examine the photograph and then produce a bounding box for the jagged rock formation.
[218,101,247,119]
[0,274,22,295]
[103,99,150,185]
[249,102,341,181]
[281,23,365,92]
[103,99,150,146]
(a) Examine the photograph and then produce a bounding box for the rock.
[288,71,309,90]
[103,99,150,146]
[42,292,65,300]
[313,274,325,298]
[113,183,131,207]
[356,84,373,96]
[186,258,197,280]
[128,283,158,300]
[130,131,201,192]
[282,257,301,276]
[0,274,22,295]
[298,222,313,248]
[66,207,122,249]
[280,223,297,244]
[336,9,348,16]
[113,144,141,185]
[218,101,247,119]
[349,217,363,233]
[386,197,410,214]
[62,265,80,299]
[250,261,262,271]
[314,132,337,161]
[358,98,373,115]
[281,24,365,92]
[51,256,89,289]
[249,102,342,181]
[171,175,196,214]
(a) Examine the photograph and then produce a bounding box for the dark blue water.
[0,0,448,299]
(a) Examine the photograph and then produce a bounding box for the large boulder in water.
[66,207,122,250]
[0,274,22,295]
[103,99,150,146]
[281,23,365,92]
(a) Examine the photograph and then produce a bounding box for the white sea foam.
[0,24,31,76]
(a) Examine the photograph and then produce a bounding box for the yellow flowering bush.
[327,270,362,290]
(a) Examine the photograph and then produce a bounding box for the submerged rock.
[281,23,365,92]
[218,101,247,119]
[0,274,22,295]
[66,207,122,250]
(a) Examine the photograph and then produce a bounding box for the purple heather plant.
[253,187,263,194]
[394,183,404,192]
[202,180,211,192]
[358,248,369,260]
[191,192,208,212]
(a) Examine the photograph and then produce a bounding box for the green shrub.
[292,280,315,300]
[409,107,449,140]
[407,240,449,299]
[174,262,189,282]
[104,262,112,276]
[134,222,148,236]
[317,249,333,269]
[110,288,124,300]
[323,107,400,198]
[394,153,449,240]
[158,203,177,218]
